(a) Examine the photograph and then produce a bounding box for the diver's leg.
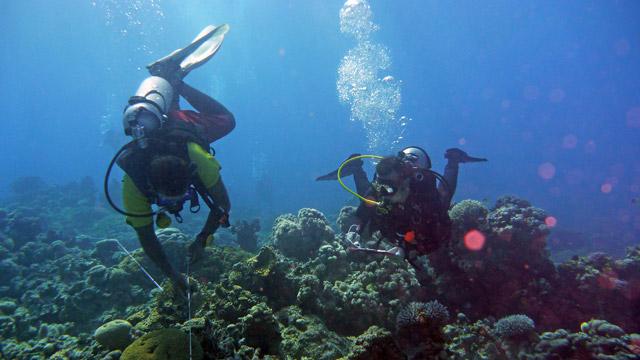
[180,82,233,117]
[353,168,372,197]
[178,82,236,141]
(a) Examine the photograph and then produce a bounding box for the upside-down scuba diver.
[104,25,234,295]
[317,147,487,270]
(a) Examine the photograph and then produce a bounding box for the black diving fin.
[316,154,363,181]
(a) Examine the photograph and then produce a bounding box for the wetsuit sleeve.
[439,161,459,208]
[122,174,153,228]
[187,142,221,189]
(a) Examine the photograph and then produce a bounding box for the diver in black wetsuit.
[317,147,487,269]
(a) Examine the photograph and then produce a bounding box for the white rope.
[113,239,163,291]
[186,259,193,360]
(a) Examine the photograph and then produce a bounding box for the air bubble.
[337,0,409,152]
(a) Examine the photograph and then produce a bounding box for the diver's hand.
[445,148,487,164]
[218,211,231,228]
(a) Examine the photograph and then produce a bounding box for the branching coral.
[396,300,450,330]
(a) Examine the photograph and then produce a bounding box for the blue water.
[1,0,639,252]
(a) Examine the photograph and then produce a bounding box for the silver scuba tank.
[122,76,174,148]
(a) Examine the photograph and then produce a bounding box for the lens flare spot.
[562,134,578,149]
[614,38,630,56]
[626,107,640,128]
[523,85,540,100]
[545,216,557,227]
[464,230,486,251]
[549,88,566,103]
[584,140,596,153]
[601,183,613,194]
[538,162,556,180]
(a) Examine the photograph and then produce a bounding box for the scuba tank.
[122,76,174,149]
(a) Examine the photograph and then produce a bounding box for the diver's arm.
[208,177,231,213]
[439,148,487,207]
[439,161,459,207]
[135,224,185,286]
[179,82,234,118]
[196,178,231,243]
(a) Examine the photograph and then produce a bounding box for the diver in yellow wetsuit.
[117,77,235,294]
[112,25,234,294]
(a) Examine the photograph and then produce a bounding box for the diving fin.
[464,155,488,163]
[147,24,230,79]
[316,169,341,181]
[316,154,363,181]
[444,148,488,163]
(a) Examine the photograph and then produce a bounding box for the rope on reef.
[113,239,163,291]
[187,260,193,360]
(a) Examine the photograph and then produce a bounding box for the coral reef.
[493,314,536,341]
[94,319,134,350]
[396,301,451,359]
[397,300,450,330]
[271,208,335,260]
[277,306,351,359]
[427,196,557,324]
[346,325,404,360]
[230,218,261,252]
[488,195,550,244]
[336,205,359,234]
[449,199,489,234]
[1,181,639,359]
[121,328,202,360]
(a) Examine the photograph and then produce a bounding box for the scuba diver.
[104,25,233,294]
[317,147,487,270]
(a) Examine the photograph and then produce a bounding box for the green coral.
[449,199,489,232]
[200,282,261,323]
[580,319,625,338]
[94,319,133,350]
[121,328,203,360]
[247,245,278,277]
[272,208,335,260]
[346,326,404,360]
[311,256,420,335]
[236,302,282,355]
[493,314,535,340]
[277,306,351,359]
[228,246,298,310]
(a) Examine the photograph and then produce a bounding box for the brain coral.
[493,314,535,340]
[121,328,202,360]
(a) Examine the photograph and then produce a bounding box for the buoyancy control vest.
[365,169,452,255]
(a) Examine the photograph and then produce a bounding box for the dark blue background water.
[1,1,638,251]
